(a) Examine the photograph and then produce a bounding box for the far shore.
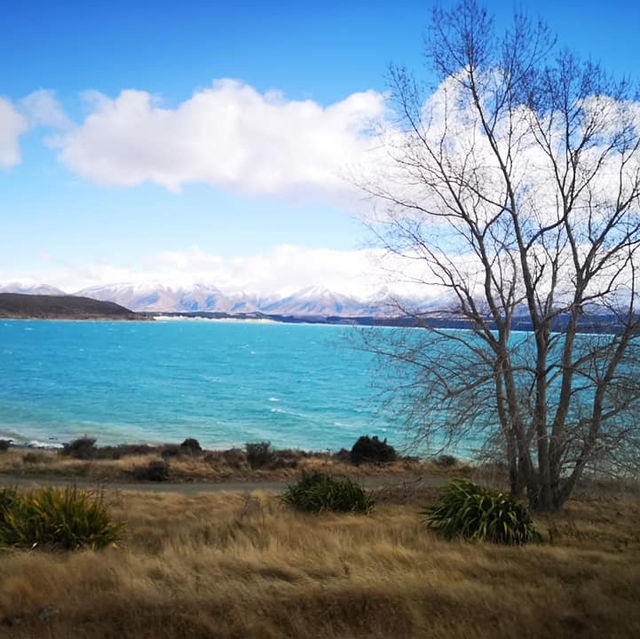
[1,438,636,502]
[153,315,279,324]
[0,437,479,487]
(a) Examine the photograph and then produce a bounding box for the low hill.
[0,293,150,320]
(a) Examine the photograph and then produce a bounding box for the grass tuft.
[422,480,542,545]
[0,486,123,551]
[282,471,374,513]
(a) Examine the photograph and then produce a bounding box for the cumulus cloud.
[55,80,387,196]
[20,89,72,129]
[0,96,28,168]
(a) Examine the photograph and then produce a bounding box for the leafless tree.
[362,0,640,510]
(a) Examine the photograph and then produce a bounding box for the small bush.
[133,460,169,481]
[62,437,98,460]
[180,438,202,455]
[0,440,10,452]
[422,480,542,545]
[269,454,298,470]
[245,441,274,469]
[282,472,374,513]
[350,435,397,465]
[22,451,50,464]
[333,448,351,463]
[0,486,122,550]
[434,454,457,467]
[221,448,247,468]
[161,444,181,459]
[104,443,157,459]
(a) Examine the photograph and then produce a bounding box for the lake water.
[0,319,403,451]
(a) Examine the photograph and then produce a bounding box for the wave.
[28,440,64,449]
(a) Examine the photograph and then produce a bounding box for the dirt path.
[0,473,447,495]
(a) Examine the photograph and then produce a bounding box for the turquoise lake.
[0,319,404,451]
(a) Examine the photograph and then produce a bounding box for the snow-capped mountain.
[0,282,66,296]
[0,280,451,317]
[259,286,384,316]
[75,283,235,313]
[73,282,395,317]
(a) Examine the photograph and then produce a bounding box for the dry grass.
[0,486,638,638]
[0,448,465,483]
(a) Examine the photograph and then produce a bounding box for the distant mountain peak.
[72,281,396,317]
[0,281,66,296]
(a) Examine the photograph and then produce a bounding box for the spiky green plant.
[0,486,123,551]
[282,471,374,513]
[0,487,17,516]
[422,480,542,545]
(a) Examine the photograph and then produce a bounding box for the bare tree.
[363,0,640,510]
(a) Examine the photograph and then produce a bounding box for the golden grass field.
[0,481,638,638]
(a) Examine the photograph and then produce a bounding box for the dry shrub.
[61,437,98,460]
[132,461,170,482]
[245,441,274,468]
[222,448,246,468]
[22,451,51,465]
[180,438,202,455]
[434,454,458,467]
[350,436,397,465]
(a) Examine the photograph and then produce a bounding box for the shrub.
[422,480,542,545]
[133,460,169,481]
[282,471,374,513]
[180,438,202,455]
[221,448,247,468]
[269,454,298,470]
[333,448,351,463]
[105,443,157,459]
[0,486,122,550]
[350,435,397,465]
[62,437,98,460]
[245,441,274,469]
[22,451,50,464]
[434,454,458,467]
[0,440,10,452]
[161,444,181,459]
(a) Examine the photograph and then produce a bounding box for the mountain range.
[0,281,626,333]
[0,282,409,317]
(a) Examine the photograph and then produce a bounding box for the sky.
[1,0,639,295]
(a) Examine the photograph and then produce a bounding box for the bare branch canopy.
[362,0,640,511]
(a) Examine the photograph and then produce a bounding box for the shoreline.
[0,437,476,463]
[0,437,472,486]
[0,316,153,323]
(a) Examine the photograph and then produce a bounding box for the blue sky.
[1,0,639,294]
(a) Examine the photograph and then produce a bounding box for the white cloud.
[151,245,386,297]
[55,80,387,196]
[20,89,72,129]
[0,97,28,168]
